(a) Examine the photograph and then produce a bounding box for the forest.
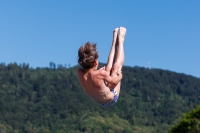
[0,62,200,133]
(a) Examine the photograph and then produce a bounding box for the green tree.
[169,106,200,133]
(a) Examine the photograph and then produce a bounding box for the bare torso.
[77,68,114,104]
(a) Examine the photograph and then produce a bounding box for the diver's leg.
[105,28,119,73]
[109,27,126,95]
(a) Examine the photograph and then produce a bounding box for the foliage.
[168,106,200,133]
[0,62,200,133]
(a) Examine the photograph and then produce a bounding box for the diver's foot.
[113,28,119,44]
[118,27,126,43]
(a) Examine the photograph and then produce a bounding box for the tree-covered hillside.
[0,62,200,133]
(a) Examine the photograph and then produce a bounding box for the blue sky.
[0,1,200,77]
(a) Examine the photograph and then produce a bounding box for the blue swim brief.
[101,90,118,107]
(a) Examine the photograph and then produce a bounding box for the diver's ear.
[94,59,98,67]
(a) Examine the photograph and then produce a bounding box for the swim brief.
[101,90,118,107]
